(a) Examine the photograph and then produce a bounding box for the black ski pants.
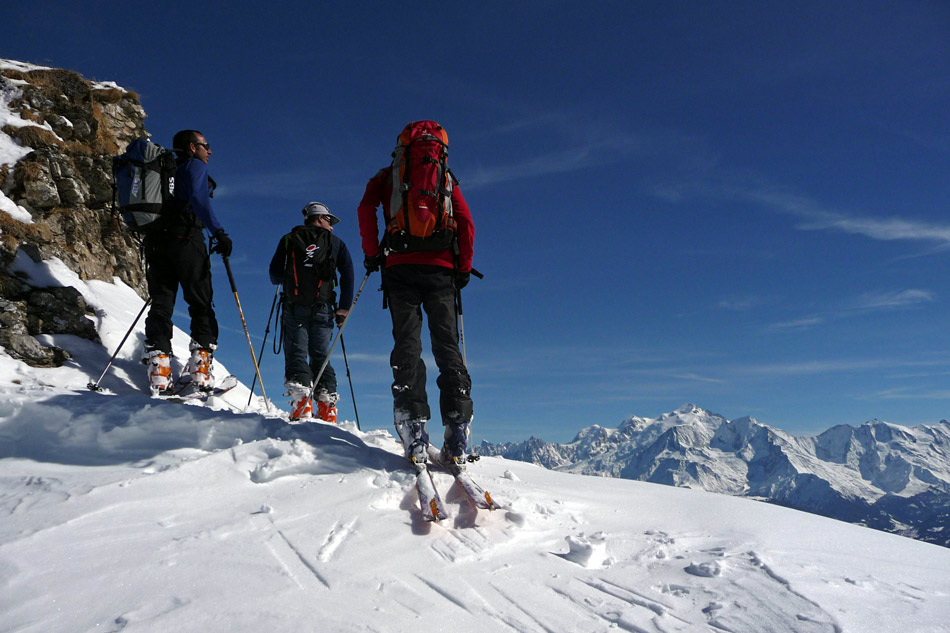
[385,264,473,426]
[144,229,217,354]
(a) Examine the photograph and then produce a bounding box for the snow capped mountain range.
[479,404,950,547]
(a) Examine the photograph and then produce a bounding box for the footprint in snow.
[685,560,723,578]
[553,532,612,569]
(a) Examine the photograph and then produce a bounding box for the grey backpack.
[113,138,179,232]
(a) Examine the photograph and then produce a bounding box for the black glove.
[210,229,232,258]
[334,310,348,327]
[454,271,471,290]
[364,253,384,273]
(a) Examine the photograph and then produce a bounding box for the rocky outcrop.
[1,59,148,367]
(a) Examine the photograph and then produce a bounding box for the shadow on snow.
[0,390,404,474]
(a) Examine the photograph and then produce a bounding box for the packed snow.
[1,255,949,633]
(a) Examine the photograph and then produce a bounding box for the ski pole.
[339,334,361,431]
[222,256,271,411]
[457,289,468,367]
[87,298,151,392]
[308,271,371,401]
[246,285,280,409]
[455,270,483,459]
[454,269,482,367]
[456,288,480,460]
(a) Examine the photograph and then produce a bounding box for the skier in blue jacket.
[143,130,231,395]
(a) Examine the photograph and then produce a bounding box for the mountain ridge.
[478,404,950,547]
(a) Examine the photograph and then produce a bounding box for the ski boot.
[441,421,472,471]
[144,349,173,396]
[185,341,215,391]
[286,381,313,421]
[394,417,429,466]
[315,390,339,424]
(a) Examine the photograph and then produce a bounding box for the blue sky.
[4,1,949,443]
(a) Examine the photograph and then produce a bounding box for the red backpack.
[385,120,458,253]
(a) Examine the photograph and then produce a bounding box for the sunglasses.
[193,142,210,150]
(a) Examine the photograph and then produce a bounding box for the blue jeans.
[281,302,336,391]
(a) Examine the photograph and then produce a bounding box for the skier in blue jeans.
[269,202,354,421]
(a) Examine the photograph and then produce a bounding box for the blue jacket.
[175,158,223,234]
[269,226,355,310]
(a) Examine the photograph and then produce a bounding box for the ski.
[451,467,497,511]
[155,375,238,402]
[414,464,449,522]
[426,445,498,511]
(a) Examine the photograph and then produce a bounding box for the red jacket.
[357,167,474,272]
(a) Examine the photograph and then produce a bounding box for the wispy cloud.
[766,288,935,331]
[464,133,649,188]
[796,211,950,246]
[471,343,723,384]
[460,105,714,189]
[768,316,825,332]
[874,387,950,400]
[656,179,950,250]
[729,354,950,378]
[733,186,950,248]
[843,289,935,313]
[716,295,763,312]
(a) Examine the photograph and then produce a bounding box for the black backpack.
[282,226,337,306]
[113,138,179,232]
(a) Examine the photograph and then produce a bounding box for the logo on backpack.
[113,138,179,233]
[283,226,336,306]
[385,121,458,253]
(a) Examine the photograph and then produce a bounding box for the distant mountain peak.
[665,403,710,417]
[479,405,950,548]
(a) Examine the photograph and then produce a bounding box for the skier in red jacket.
[357,122,475,469]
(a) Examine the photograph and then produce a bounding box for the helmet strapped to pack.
[385,121,458,253]
[113,138,179,233]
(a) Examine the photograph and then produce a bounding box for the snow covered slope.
[1,261,949,632]
[479,405,950,548]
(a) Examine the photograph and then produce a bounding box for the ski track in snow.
[266,522,332,590]
[316,517,358,562]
